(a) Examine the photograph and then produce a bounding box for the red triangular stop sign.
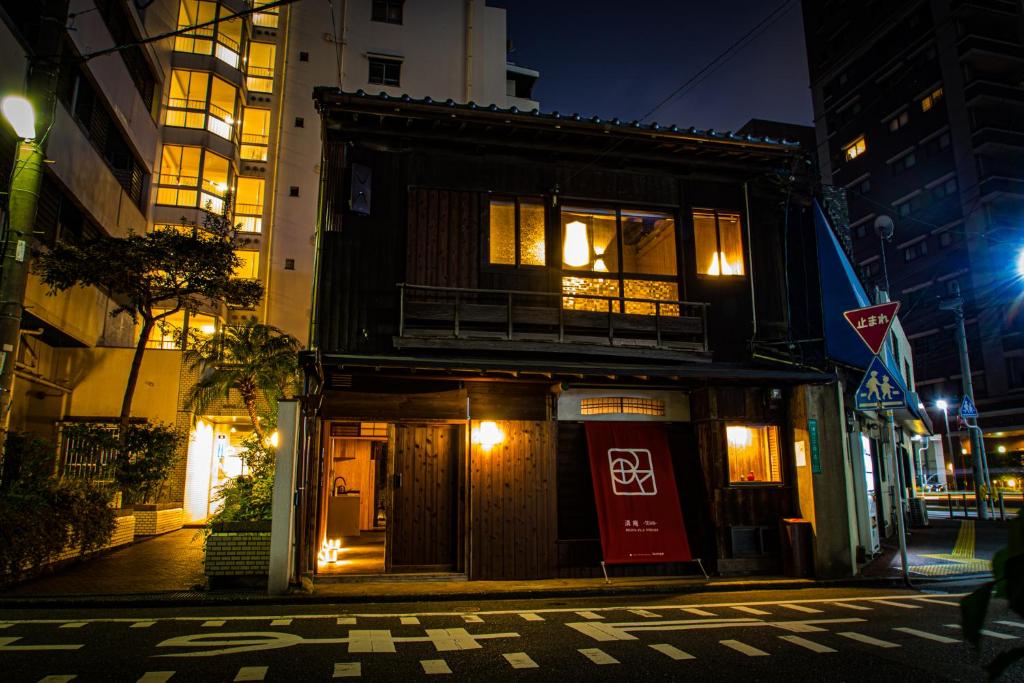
[843,302,901,355]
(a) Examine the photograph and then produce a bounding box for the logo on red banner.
[585,422,691,565]
[843,301,900,355]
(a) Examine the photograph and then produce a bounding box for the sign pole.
[886,409,910,585]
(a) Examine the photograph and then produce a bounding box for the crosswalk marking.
[894,627,959,644]
[945,624,1017,640]
[270,619,292,626]
[425,628,484,651]
[333,663,361,678]
[997,621,1024,629]
[720,639,769,657]
[576,611,603,620]
[234,666,267,681]
[839,632,900,648]
[629,609,661,618]
[137,673,174,683]
[503,652,539,669]
[59,623,86,629]
[829,602,871,611]
[0,623,13,629]
[400,617,420,625]
[420,659,452,675]
[681,607,715,617]
[131,622,156,629]
[779,635,836,653]
[349,630,396,653]
[38,677,75,682]
[462,615,483,623]
[567,621,636,642]
[202,621,225,628]
[918,599,961,608]
[579,648,619,665]
[779,604,823,614]
[871,600,920,609]
[519,613,544,622]
[732,606,770,616]
[649,643,695,660]
[337,618,356,625]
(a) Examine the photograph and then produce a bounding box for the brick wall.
[49,514,136,564]
[134,508,184,536]
[204,531,271,576]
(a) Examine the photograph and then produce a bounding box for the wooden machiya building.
[297,88,854,585]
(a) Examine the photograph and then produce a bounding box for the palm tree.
[184,320,300,445]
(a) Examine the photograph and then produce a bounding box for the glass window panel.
[247,42,276,92]
[727,425,781,484]
[175,0,215,54]
[561,207,618,273]
[488,200,515,265]
[693,210,719,276]
[621,211,676,276]
[235,177,264,214]
[623,280,679,316]
[519,199,546,266]
[718,212,745,276]
[561,276,619,312]
[233,250,260,279]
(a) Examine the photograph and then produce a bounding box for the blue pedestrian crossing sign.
[854,357,906,411]
[959,396,979,419]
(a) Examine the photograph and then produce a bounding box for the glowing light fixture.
[961,448,968,455]
[224,115,235,125]
[947,463,953,471]
[200,323,216,334]
[474,420,504,451]
[269,430,280,448]
[593,258,608,272]
[1,96,35,139]
[707,252,736,276]
[1009,478,1017,488]
[998,445,1007,453]
[563,220,590,267]
[936,399,949,411]
[726,425,753,448]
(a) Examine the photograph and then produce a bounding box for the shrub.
[207,429,276,526]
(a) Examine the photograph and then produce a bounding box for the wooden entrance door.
[387,423,461,572]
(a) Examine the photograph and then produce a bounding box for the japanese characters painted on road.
[959,395,979,419]
[584,422,691,565]
[854,356,907,411]
[843,301,901,355]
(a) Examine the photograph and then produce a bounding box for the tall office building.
[801,0,1024,442]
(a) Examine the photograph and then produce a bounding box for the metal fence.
[58,422,120,482]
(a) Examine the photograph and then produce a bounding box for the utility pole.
[886,410,910,584]
[0,0,68,446]
[939,281,990,520]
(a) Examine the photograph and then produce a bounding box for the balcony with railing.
[246,65,274,93]
[154,174,230,213]
[395,283,709,357]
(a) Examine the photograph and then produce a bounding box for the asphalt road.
[1,586,1022,682]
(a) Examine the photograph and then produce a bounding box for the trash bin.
[780,517,814,578]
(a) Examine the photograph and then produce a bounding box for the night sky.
[490,0,813,133]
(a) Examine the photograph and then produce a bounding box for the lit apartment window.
[888,110,909,132]
[240,107,271,160]
[843,136,867,161]
[174,0,244,68]
[920,86,944,112]
[156,145,231,213]
[252,0,279,28]
[215,9,244,68]
[488,197,545,266]
[166,70,237,140]
[368,57,401,86]
[144,310,216,349]
[233,250,260,279]
[560,206,679,315]
[727,425,781,484]
[693,209,744,277]
[235,177,265,233]
[247,42,276,93]
[371,0,404,24]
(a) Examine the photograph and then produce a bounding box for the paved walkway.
[862,516,1000,578]
[2,529,206,596]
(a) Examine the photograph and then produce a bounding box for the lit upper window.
[844,136,867,161]
[246,42,276,93]
[920,86,944,112]
[693,209,744,277]
[727,425,781,484]
[488,197,545,266]
[233,250,260,279]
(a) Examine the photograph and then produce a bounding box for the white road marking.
[59,623,86,629]
[425,628,485,651]
[681,607,715,616]
[779,604,822,614]
[839,632,900,648]
[0,637,82,652]
[732,606,770,616]
[37,677,75,682]
[337,618,356,625]
[348,630,396,653]
[234,666,268,681]
[779,635,836,653]
[519,613,544,622]
[131,622,156,629]
[893,627,959,644]
[462,615,483,623]
[871,600,921,609]
[629,609,661,618]
[137,673,174,683]
[400,617,420,625]
[270,619,292,627]
[720,639,769,657]
[333,663,361,678]
[503,652,539,669]
[566,622,637,641]
[829,602,871,611]
[996,621,1024,629]
[579,647,619,665]
[420,659,452,675]
[0,624,12,629]
[917,599,961,607]
[649,643,695,660]
[202,621,225,628]
[945,624,1017,640]
[576,612,603,620]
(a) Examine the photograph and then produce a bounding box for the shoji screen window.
[693,209,745,277]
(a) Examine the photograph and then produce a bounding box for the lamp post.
[937,400,957,491]
[0,96,42,441]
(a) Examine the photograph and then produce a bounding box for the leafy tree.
[184,320,299,446]
[35,205,264,434]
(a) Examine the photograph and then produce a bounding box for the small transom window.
[580,397,666,416]
[368,57,401,86]
[844,136,867,161]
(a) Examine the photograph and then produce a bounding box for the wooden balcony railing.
[397,283,709,353]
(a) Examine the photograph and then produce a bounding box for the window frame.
[691,207,747,280]
[371,0,404,24]
[485,195,547,269]
[368,56,402,86]
[725,423,784,487]
[843,135,867,161]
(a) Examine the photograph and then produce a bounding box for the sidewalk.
[862,516,1001,578]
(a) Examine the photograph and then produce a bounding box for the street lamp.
[936,400,958,491]
[0,96,35,139]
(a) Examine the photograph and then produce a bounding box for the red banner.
[585,422,691,564]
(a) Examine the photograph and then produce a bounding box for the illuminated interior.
[252,0,280,28]
[166,69,208,129]
[240,107,271,161]
[235,177,265,233]
[233,250,260,280]
[693,209,745,277]
[488,198,545,266]
[156,145,232,212]
[843,135,867,161]
[182,418,253,523]
[247,42,276,93]
[174,0,216,55]
[727,425,782,484]
[143,309,217,349]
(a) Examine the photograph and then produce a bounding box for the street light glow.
[1,96,35,139]
[1017,248,1024,278]
[936,399,948,411]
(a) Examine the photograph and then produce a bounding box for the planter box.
[50,511,136,564]
[204,521,272,584]
[133,505,184,538]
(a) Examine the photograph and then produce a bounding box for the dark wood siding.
[469,420,557,579]
[406,189,480,289]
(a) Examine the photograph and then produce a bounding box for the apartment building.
[801,0,1024,449]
